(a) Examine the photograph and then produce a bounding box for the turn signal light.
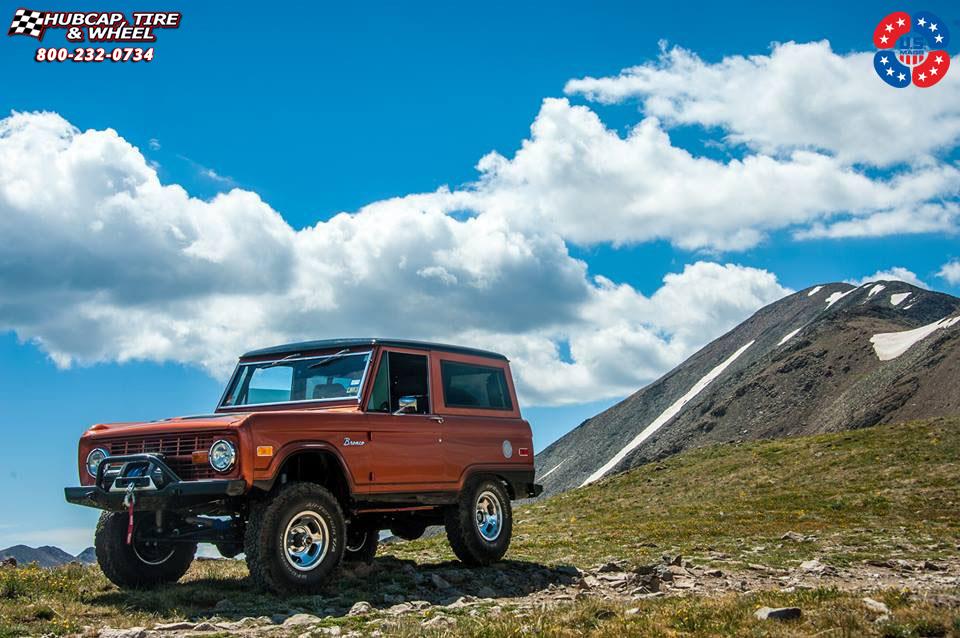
[257,446,274,457]
[192,450,209,464]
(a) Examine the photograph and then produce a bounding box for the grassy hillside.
[2,417,959,637]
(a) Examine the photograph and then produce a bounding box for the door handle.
[429,416,444,424]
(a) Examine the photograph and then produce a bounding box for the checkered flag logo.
[8,8,45,39]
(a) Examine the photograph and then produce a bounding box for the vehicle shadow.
[89,555,581,621]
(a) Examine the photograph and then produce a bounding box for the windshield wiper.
[262,353,302,369]
[308,349,350,369]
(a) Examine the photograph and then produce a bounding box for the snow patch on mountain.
[807,286,823,297]
[825,290,852,308]
[777,328,802,346]
[868,284,886,297]
[890,292,911,306]
[870,316,960,361]
[539,459,567,481]
[581,340,755,486]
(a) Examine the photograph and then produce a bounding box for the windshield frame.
[216,350,373,411]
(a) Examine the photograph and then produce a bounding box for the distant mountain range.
[536,280,960,495]
[0,544,95,567]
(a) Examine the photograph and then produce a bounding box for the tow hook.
[123,483,136,545]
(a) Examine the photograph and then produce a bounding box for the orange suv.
[65,339,541,593]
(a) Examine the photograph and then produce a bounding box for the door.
[364,349,446,493]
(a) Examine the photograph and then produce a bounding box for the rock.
[320,627,342,636]
[754,607,802,621]
[446,595,478,609]
[863,597,890,614]
[671,577,696,589]
[348,601,373,616]
[0,557,16,568]
[705,569,724,577]
[476,586,498,598]
[430,573,453,589]
[625,608,640,616]
[423,615,454,629]
[597,560,627,573]
[153,622,195,631]
[661,554,683,566]
[799,559,836,576]
[781,531,809,542]
[192,622,219,631]
[922,560,945,571]
[99,629,147,638]
[408,600,432,610]
[284,613,323,627]
[386,603,414,615]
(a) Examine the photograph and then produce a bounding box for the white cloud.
[0,111,790,406]
[467,98,960,250]
[565,41,960,167]
[148,138,161,150]
[847,267,928,289]
[938,260,960,285]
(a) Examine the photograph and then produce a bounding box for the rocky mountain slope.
[536,280,960,494]
[0,545,95,567]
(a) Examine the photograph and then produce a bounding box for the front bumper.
[64,453,246,512]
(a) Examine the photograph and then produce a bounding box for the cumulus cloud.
[565,41,960,167]
[468,98,960,250]
[0,111,790,405]
[938,260,960,286]
[847,267,928,289]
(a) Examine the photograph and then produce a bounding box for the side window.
[441,361,513,410]
[366,352,430,414]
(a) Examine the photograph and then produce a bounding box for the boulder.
[284,613,323,627]
[754,607,801,621]
[348,601,373,616]
[862,598,890,615]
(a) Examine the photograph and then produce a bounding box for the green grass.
[395,416,960,570]
[2,417,959,636]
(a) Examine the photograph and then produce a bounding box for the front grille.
[102,432,225,481]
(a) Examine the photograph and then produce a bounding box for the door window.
[366,352,430,413]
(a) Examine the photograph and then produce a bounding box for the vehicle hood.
[82,414,247,439]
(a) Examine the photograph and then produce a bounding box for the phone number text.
[35,47,155,63]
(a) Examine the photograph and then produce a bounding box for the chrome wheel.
[475,490,503,541]
[132,539,175,566]
[283,511,330,572]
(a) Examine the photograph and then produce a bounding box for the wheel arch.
[253,443,354,507]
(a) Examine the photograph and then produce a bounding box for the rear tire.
[95,511,196,589]
[445,477,512,566]
[244,482,345,593]
[344,525,378,564]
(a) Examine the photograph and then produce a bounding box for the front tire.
[95,512,196,589]
[244,482,345,593]
[445,477,512,566]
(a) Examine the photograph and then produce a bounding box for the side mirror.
[394,395,419,415]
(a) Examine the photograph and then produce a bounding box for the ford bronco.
[65,339,541,593]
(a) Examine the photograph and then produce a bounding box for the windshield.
[220,351,372,408]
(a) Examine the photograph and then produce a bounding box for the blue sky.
[1,1,959,553]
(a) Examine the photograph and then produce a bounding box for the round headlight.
[209,440,236,472]
[86,448,109,478]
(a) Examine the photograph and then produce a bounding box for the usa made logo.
[873,11,951,88]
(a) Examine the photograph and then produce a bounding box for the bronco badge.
[343,437,366,447]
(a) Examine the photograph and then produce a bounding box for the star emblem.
[880,56,888,65]
[935,34,944,43]
[898,72,906,82]
[880,35,889,44]
[929,23,937,32]
[936,55,944,64]
[918,72,927,81]
[885,24,893,32]
[931,67,939,76]
[918,17,927,27]
[886,67,894,76]
[896,17,906,27]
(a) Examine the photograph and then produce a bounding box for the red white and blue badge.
[873,11,950,88]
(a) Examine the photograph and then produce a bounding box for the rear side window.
[441,361,513,410]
